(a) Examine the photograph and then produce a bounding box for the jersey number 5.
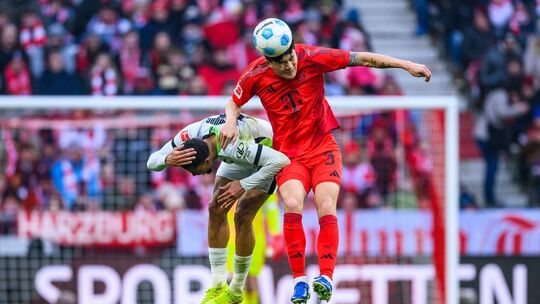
[279,90,302,113]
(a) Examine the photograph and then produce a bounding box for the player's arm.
[147,139,196,171]
[217,144,290,208]
[219,99,241,150]
[349,52,432,82]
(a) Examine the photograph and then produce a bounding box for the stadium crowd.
[422,0,540,206]
[1,0,437,234]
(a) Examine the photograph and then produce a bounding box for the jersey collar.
[209,126,221,154]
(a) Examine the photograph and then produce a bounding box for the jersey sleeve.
[146,125,192,171]
[220,140,290,190]
[308,46,350,73]
[231,66,257,107]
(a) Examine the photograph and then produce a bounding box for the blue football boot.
[291,281,310,304]
[312,276,333,302]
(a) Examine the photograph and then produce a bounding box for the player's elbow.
[146,153,160,171]
[276,154,291,169]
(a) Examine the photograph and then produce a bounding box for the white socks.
[229,254,252,295]
[294,275,308,285]
[208,248,227,288]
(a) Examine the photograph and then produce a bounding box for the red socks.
[284,213,306,278]
[318,215,339,279]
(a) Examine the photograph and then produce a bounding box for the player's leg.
[203,175,235,303]
[277,161,311,303]
[210,189,268,304]
[312,181,340,301]
[311,148,342,302]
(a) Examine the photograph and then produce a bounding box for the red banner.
[17,211,175,247]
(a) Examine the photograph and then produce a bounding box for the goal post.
[0,95,459,304]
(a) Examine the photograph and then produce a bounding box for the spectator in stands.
[461,8,494,71]
[368,121,397,201]
[40,0,75,31]
[36,50,79,95]
[149,31,172,76]
[198,47,240,95]
[524,35,540,86]
[341,141,380,208]
[19,10,47,77]
[140,0,177,51]
[474,85,529,206]
[46,23,77,74]
[118,30,143,94]
[134,193,162,212]
[184,75,208,95]
[0,194,19,234]
[3,51,32,95]
[519,116,540,205]
[488,0,514,39]
[86,5,131,51]
[51,145,101,210]
[0,23,19,83]
[76,32,109,78]
[112,128,151,195]
[89,53,120,96]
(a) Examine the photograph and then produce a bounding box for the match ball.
[253,18,292,57]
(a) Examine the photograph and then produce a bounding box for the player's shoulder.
[296,44,343,61]
[241,57,271,80]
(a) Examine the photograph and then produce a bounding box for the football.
[253,18,292,57]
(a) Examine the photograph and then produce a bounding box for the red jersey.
[231,44,350,158]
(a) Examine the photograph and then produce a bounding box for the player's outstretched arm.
[349,52,432,82]
[147,140,196,171]
[220,99,241,149]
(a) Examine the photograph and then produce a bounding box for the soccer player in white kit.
[147,114,289,304]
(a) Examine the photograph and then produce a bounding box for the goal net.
[0,96,458,304]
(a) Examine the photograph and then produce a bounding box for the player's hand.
[164,146,196,167]
[406,61,431,82]
[219,121,238,150]
[217,181,245,209]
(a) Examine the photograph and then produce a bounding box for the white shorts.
[216,163,277,194]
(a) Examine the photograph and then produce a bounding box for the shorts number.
[324,152,335,165]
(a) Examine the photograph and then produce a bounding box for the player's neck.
[204,135,218,160]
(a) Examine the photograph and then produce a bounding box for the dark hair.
[181,138,209,171]
[265,41,295,63]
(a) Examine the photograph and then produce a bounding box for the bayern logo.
[253,18,292,57]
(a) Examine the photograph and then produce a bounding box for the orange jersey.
[231,44,350,158]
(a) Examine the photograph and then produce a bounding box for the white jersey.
[147,114,289,192]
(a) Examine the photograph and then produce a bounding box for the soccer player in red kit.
[219,18,431,303]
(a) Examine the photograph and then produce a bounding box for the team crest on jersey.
[180,130,190,141]
[234,84,243,99]
[236,142,245,158]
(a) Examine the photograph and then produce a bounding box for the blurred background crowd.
[0,0,415,235]
[417,0,540,207]
[2,0,540,235]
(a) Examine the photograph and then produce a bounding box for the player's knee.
[316,197,337,216]
[234,206,255,229]
[282,197,303,213]
[208,199,227,218]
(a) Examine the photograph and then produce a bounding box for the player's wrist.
[164,155,170,166]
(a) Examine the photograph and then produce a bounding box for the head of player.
[254,18,298,80]
[265,42,297,80]
[181,138,212,175]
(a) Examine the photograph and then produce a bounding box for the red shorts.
[276,133,342,193]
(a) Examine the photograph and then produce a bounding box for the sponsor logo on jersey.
[234,84,243,99]
[180,130,190,141]
[205,116,226,125]
[236,142,245,158]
